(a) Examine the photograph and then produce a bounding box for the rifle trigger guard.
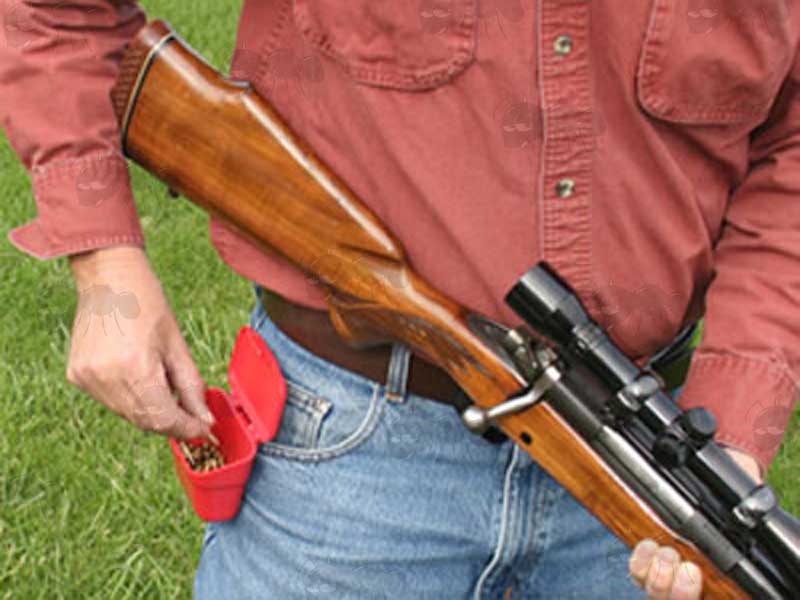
[460,363,562,435]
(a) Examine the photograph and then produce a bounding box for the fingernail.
[652,547,680,587]
[202,410,215,425]
[674,562,701,591]
[630,540,659,572]
[656,547,679,566]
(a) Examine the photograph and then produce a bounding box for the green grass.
[0,2,799,598]
[0,2,247,598]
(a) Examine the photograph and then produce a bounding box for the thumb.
[164,342,214,427]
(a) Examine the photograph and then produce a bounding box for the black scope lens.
[505,262,589,346]
[505,262,639,389]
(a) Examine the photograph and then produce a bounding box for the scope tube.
[539,360,786,599]
[506,261,800,598]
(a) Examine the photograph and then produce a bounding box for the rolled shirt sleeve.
[677,49,800,475]
[0,0,146,258]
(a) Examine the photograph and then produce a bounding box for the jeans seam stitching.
[258,385,384,462]
[285,380,333,414]
[473,444,520,599]
[516,472,562,593]
[251,294,270,332]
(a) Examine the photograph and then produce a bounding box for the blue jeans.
[194,286,646,599]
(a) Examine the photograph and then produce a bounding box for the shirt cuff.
[677,351,798,475]
[7,152,144,259]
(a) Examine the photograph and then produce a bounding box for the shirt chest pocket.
[636,0,795,125]
[292,0,478,90]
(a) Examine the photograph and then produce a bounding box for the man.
[0,1,795,598]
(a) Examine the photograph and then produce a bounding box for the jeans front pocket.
[268,381,332,450]
[258,377,386,462]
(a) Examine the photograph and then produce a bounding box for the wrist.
[68,245,152,284]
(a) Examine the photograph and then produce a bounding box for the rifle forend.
[111,20,758,598]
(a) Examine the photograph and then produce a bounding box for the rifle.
[110,21,800,599]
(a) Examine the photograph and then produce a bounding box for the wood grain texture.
[112,21,748,599]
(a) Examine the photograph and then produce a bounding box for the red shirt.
[2,0,798,472]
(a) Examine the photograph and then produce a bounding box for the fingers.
[629,540,703,600]
[64,249,216,442]
[67,338,212,440]
[155,402,212,440]
[164,341,214,427]
[671,563,703,600]
[127,368,212,441]
[629,539,659,587]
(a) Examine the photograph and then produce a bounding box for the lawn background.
[1,2,249,598]
[0,1,798,598]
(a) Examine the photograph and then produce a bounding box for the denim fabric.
[194,286,646,599]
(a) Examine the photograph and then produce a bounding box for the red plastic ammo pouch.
[169,326,287,521]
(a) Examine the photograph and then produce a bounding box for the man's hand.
[628,448,762,599]
[66,245,215,440]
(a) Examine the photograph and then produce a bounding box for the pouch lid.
[227,326,287,443]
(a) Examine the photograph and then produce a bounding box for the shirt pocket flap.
[293,0,477,91]
[636,0,795,125]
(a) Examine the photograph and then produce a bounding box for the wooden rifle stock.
[111,21,746,599]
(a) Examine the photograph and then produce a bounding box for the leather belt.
[262,291,462,404]
[260,289,696,442]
